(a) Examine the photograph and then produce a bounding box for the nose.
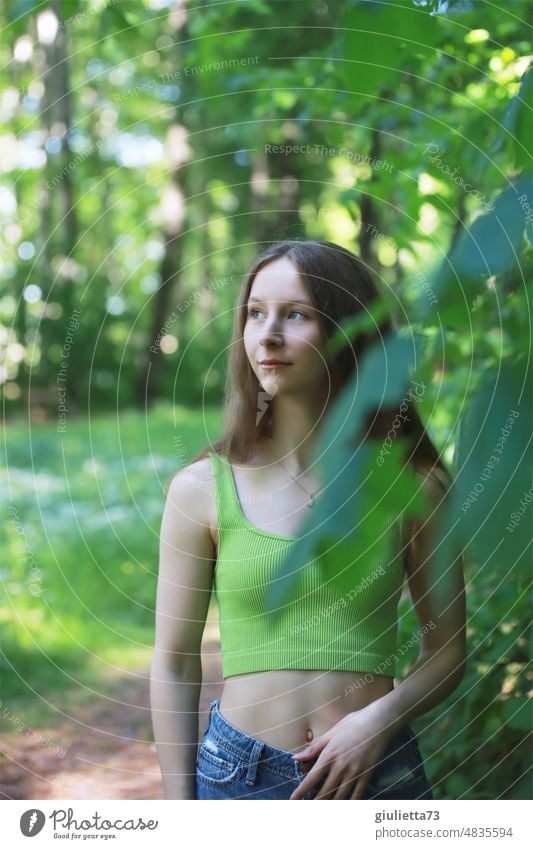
[259,333,282,349]
[259,318,283,348]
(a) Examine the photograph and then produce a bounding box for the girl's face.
[243,256,330,400]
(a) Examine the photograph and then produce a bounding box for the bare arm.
[150,462,216,799]
[373,471,467,735]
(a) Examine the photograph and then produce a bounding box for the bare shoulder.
[413,463,450,506]
[166,457,217,547]
[402,464,451,568]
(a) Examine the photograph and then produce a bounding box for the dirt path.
[1,626,222,800]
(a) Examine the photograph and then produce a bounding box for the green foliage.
[340,0,438,96]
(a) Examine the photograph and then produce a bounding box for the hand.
[289,705,397,800]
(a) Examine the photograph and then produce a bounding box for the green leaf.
[326,294,398,358]
[434,175,532,296]
[264,383,429,615]
[454,361,533,573]
[320,332,419,474]
[340,0,438,96]
[320,440,428,596]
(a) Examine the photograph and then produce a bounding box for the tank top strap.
[208,451,243,531]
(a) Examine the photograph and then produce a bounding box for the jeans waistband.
[204,697,417,784]
[205,698,303,780]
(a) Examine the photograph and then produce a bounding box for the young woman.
[150,240,467,800]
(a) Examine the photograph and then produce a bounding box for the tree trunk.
[359,129,381,269]
[135,14,190,406]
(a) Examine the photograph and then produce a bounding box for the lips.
[260,362,290,370]
[259,360,289,365]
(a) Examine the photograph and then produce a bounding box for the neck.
[263,395,325,474]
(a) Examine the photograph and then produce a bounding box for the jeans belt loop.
[293,758,305,783]
[208,698,218,725]
[244,740,264,786]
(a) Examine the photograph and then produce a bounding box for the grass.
[1,401,222,728]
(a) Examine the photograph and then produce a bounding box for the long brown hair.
[172,240,451,500]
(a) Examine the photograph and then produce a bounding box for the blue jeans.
[196,698,434,800]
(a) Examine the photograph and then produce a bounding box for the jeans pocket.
[366,735,427,797]
[196,738,246,788]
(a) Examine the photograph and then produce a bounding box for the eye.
[247,307,263,318]
[246,307,308,320]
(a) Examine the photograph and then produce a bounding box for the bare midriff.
[218,669,394,753]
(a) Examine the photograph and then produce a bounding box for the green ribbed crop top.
[208,451,406,680]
